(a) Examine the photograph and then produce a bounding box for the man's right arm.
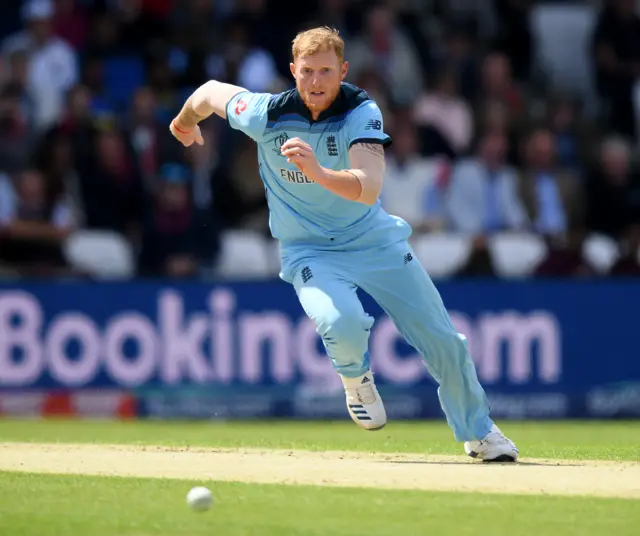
[172,80,271,143]
[174,80,247,130]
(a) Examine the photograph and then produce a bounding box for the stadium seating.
[412,232,472,278]
[582,233,620,274]
[216,230,277,279]
[63,230,135,279]
[487,232,548,278]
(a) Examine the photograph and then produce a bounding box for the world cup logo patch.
[272,132,290,155]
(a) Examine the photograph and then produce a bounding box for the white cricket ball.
[186,486,213,512]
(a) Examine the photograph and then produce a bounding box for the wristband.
[172,120,192,135]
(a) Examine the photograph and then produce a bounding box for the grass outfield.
[0,419,638,535]
[1,472,638,536]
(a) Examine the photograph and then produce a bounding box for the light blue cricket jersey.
[226,82,411,251]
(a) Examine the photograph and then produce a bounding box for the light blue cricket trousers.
[280,239,493,442]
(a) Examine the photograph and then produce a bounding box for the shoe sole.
[366,423,386,431]
[350,419,386,431]
[467,451,518,463]
[482,454,518,463]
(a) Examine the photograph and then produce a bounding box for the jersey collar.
[295,85,347,123]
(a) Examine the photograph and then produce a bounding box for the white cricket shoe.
[464,424,519,462]
[340,371,387,431]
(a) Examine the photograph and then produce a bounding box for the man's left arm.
[341,101,391,204]
[313,142,386,205]
[280,100,391,204]
[308,100,391,204]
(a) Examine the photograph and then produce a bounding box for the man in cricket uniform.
[169,26,518,462]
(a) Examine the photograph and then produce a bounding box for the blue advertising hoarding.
[0,280,639,419]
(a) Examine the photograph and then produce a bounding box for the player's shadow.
[381,460,583,467]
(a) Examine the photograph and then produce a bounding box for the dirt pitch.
[1,442,639,499]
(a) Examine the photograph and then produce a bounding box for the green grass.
[0,420,639,535]
[1,418,639,461]
[0,471,638,536]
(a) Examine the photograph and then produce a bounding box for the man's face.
[159,183,188,210]
[525,130,555,168]
[133,88,157,123]
[290,50,348,115]
[480,132,507,166]
[483,53,510,92]
[69,86,90,119]
[601,144,629,180]
[17,171,45,206]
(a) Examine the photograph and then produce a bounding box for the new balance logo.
[301,266,313,283]
[365,119,381,131]
[404,253,413,264]
[326,135,338,156]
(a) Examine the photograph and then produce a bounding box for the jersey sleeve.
[346,100,393,149]
[225,90,272,142]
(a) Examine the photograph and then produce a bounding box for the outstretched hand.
[280,137,324,181]
[169,120,204,147]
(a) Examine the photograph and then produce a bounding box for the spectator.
[50,84,97,166]
[3,48,35,125]
[0,168,76,275]
[609,224,640,276]
[84,10,126,58]
[146,51,180,120]
[380,121,448,233]
[446,130,527,234]
[0,83,35,174]
[492,0,533,82]
[476,50,525,125]
[586,136,640,240]
[52,0,88,50]
[211,133,269,235]
[33,128,79,219]
[171,0,222,60]
[217,16,281,94]
[75,127,145,242]
[518,127,581,237]
[0,0,636,282]
[476,99,520,165]
[235,0,297,69]
[345,4,423,106]
[534,227,596,278]
[413,67,474,158]
[455,235,498,278]
[306,0,353,41]
[138,162,218,278]
[591,0,640,140]
[184,122,217,212]
[75,56,120,124]
[2,0,78,131]
[431,22,478,103]
[545,93,595,176]
[115,0,168,54]
[125,86,185,189]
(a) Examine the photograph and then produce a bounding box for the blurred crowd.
[0,0,639,279]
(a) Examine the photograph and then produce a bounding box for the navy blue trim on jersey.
[267,82,373,125]
[349,137,393,149]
